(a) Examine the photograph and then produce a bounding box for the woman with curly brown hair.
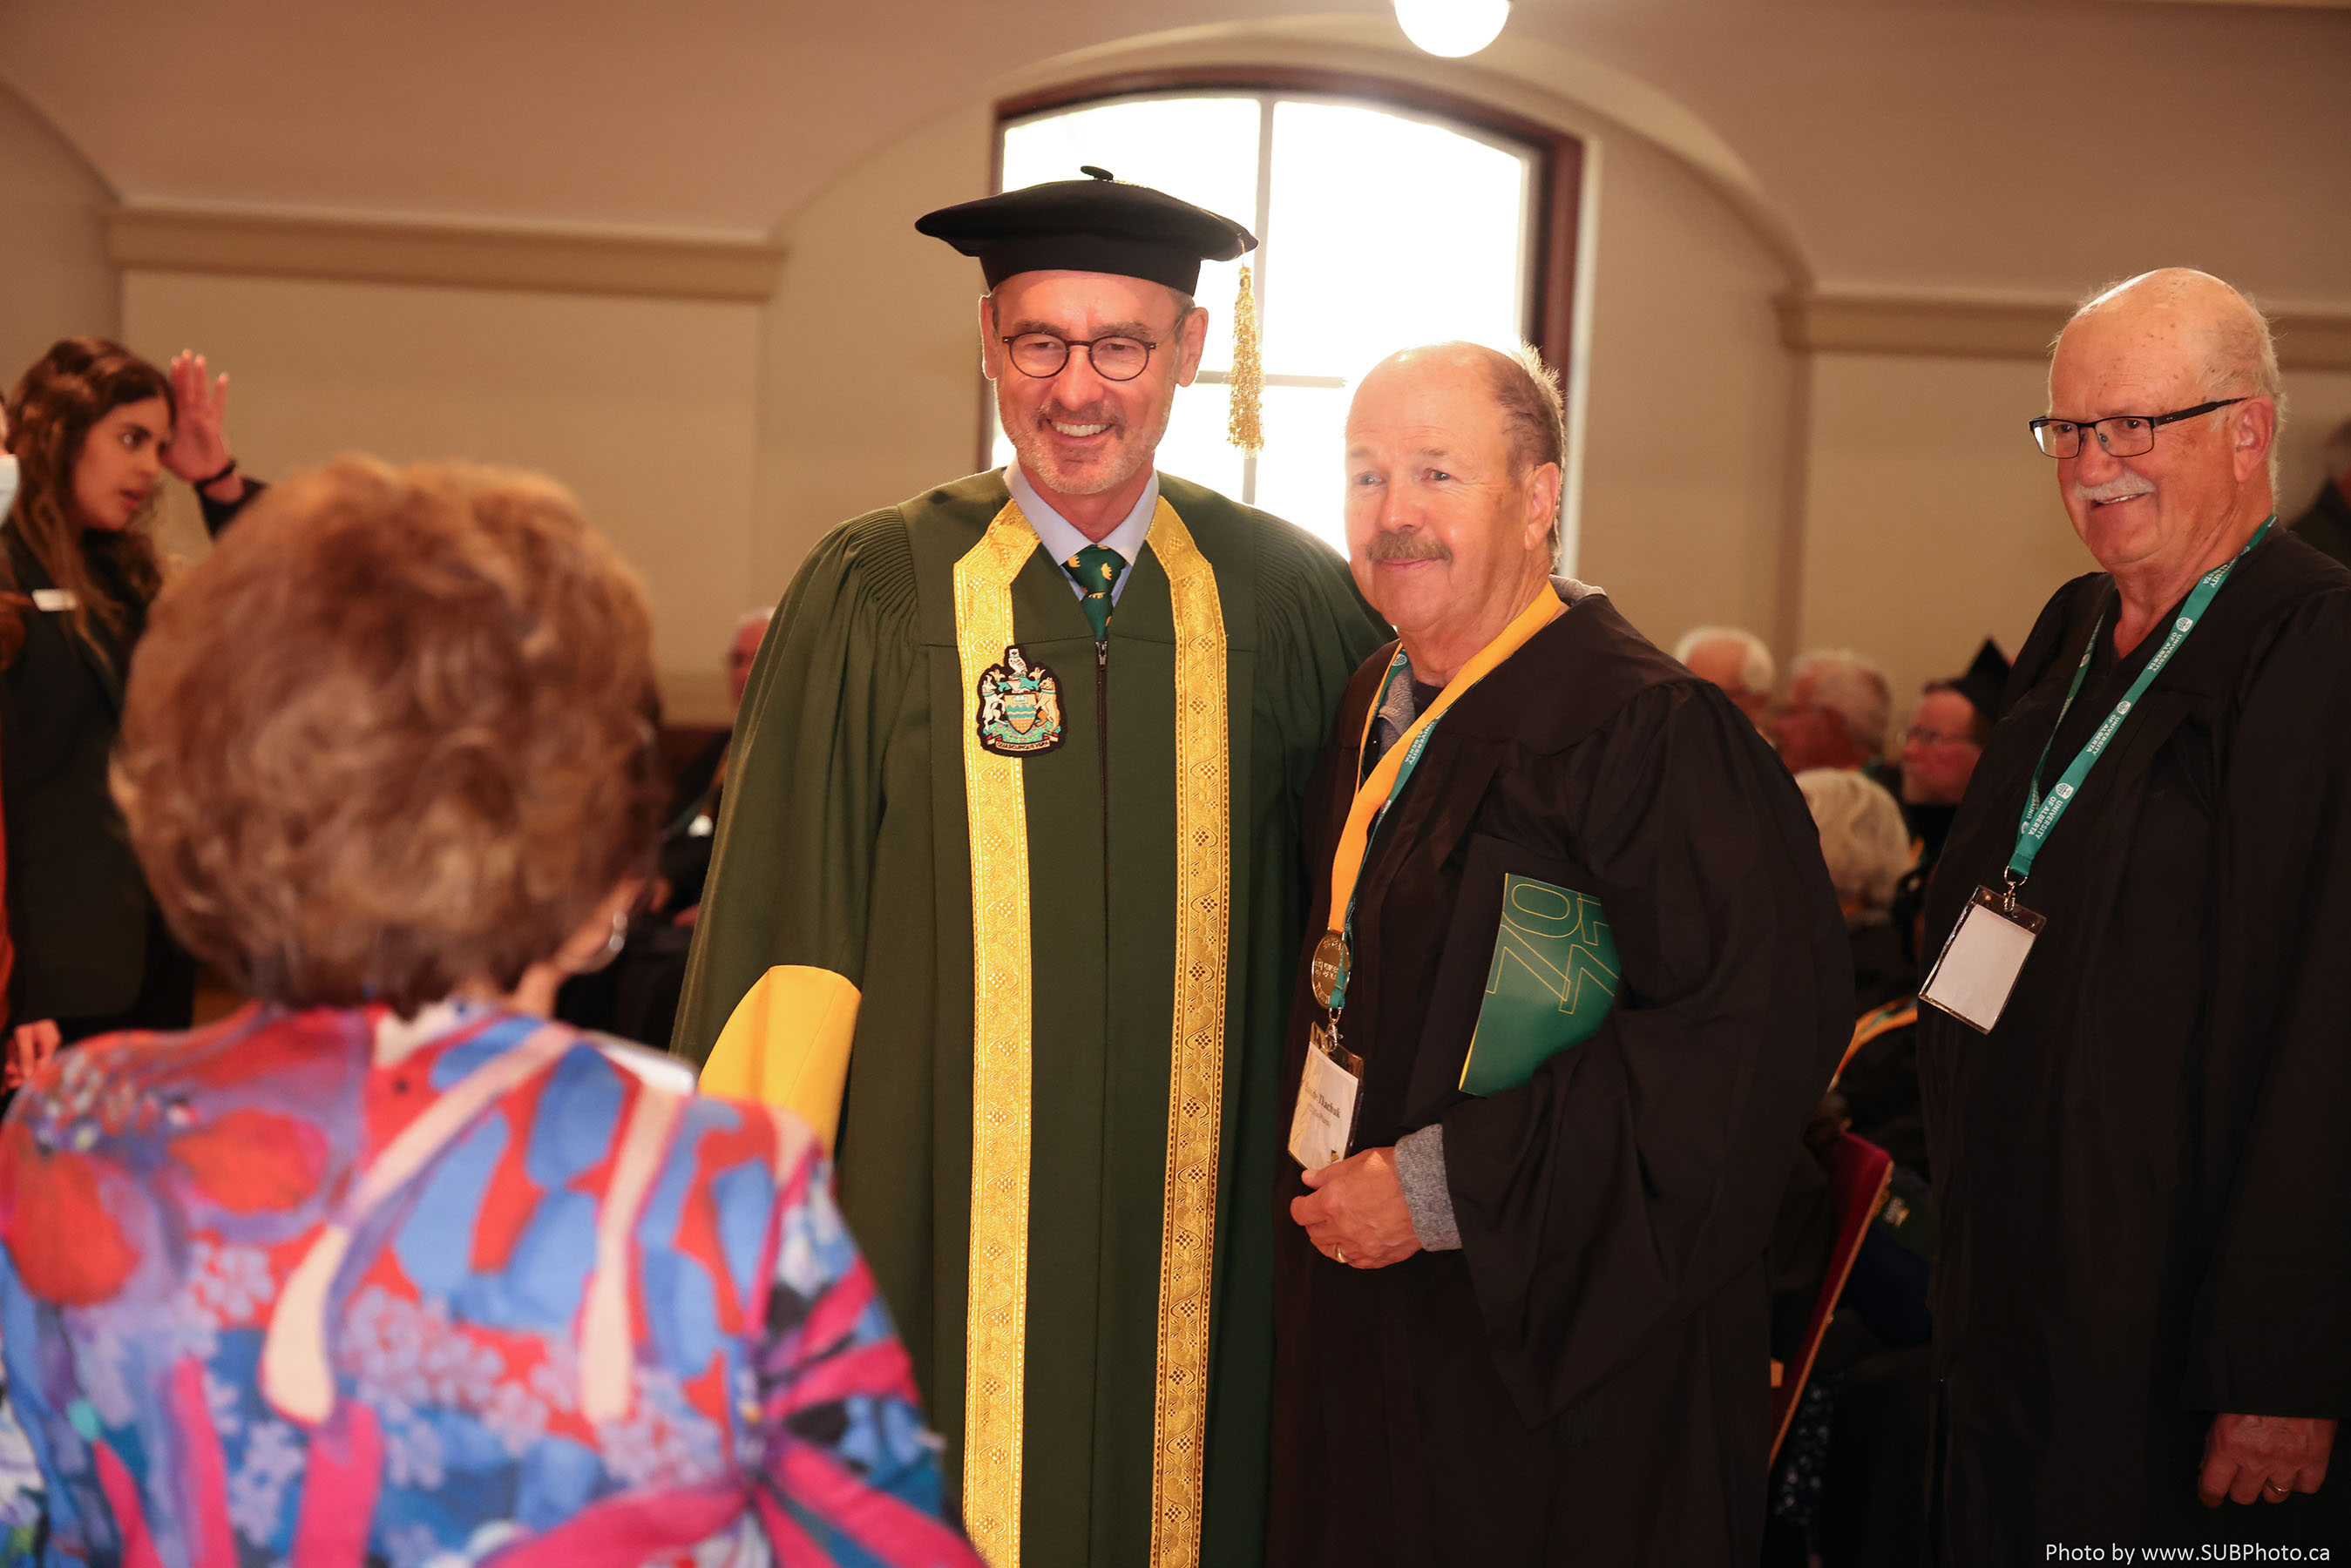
[0,337,259,1082]
[0,456,979,1562]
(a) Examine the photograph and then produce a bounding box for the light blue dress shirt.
[1006,463,1159,608]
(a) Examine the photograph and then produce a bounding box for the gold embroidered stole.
[951,497,1231,1568]
[1148,510,1231,1568]
[952,505,1039,1564]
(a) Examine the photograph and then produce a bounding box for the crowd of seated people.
[1681,623,2006,1568]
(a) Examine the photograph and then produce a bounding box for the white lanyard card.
[1919,885,2047,1034]
[1288,1020,1363,1172]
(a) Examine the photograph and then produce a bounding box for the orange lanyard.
[1312,583,1563,1011]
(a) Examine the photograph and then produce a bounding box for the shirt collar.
[1365,661,1421,779]
[1006,463,1159,599]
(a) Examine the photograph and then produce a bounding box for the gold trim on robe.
[1144,502,1231,1568]
[953,503,1042,1566]
[952,499,1232,1568]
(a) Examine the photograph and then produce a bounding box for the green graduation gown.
[674,468,1387,1567]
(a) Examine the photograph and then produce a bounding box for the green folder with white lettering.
[1460,873,1622,1096]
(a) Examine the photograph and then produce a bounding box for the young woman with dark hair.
[0,337,259,1084]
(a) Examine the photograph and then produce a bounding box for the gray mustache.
[1366,530,1452,564]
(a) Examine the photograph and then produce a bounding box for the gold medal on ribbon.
[1310,930,1348,1010]
[1290,581,1568,1179]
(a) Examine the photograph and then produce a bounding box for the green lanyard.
[2009,517,2273,886]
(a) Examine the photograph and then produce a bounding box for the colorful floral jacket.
[0,1003,979,1567]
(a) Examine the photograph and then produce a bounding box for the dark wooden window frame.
[982,66,1586,477]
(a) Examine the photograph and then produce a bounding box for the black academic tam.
[1920,528,2351,1556]
[915,166,1256,294]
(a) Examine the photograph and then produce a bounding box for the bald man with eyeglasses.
[1917,268,2351,1554]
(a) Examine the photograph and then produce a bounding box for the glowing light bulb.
[1392,0,1511,57]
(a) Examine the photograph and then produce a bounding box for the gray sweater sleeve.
[1395,1123,1462,1251]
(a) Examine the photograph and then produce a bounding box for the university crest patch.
[975,645,1064,756]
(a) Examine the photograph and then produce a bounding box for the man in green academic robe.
[673,170,1388,1568]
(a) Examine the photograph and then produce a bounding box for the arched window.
[990,70,1585,556]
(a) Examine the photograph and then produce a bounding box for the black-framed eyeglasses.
[2028,398,2246,459]
[1000,332,1157,382]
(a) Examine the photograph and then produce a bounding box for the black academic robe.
[1268,588,1852,1566]
[1848,918,1914,1016]
[1918,529,2351,1557]
[1,483,257,1034]
[1904,800,1958,867]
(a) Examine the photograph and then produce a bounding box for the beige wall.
[1798,354,2092,706]
[1801,357,2351,717]
[121,272,763,720]
[1573,127,1800,653]
[755,99,993,594]
[0,78,116,388]
[2279,374,2351,517]
[6,4,2341,307]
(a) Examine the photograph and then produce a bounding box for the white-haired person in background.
[1673,624,1775,725]
[1795,767,1917,1017]
[1772,648,1894,784]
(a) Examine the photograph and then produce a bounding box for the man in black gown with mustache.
[1267,342,1850,1564]
[1919,268,2351,1555]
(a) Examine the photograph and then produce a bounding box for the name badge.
[1919,885,2047,1033]
[1287,1020,1363,1171]
[30,589,75,612]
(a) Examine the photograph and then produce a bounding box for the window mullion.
[1242,93,1277,508]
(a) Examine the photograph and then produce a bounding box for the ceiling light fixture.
[1392,0,1511,57]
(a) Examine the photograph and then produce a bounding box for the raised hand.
[159,350,236,489]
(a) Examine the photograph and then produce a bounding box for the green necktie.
[1063,544,1126,642]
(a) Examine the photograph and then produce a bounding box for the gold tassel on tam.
[1226,264,1264,453]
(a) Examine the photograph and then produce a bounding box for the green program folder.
[1460,873,1621,1096]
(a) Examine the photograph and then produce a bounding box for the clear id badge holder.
[1919,882,2045,1034]
[1287,1018,1364,1172]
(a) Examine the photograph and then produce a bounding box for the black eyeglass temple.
[2029,395,2250,453]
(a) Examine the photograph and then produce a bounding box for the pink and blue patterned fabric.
[0,1002,980,1567]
